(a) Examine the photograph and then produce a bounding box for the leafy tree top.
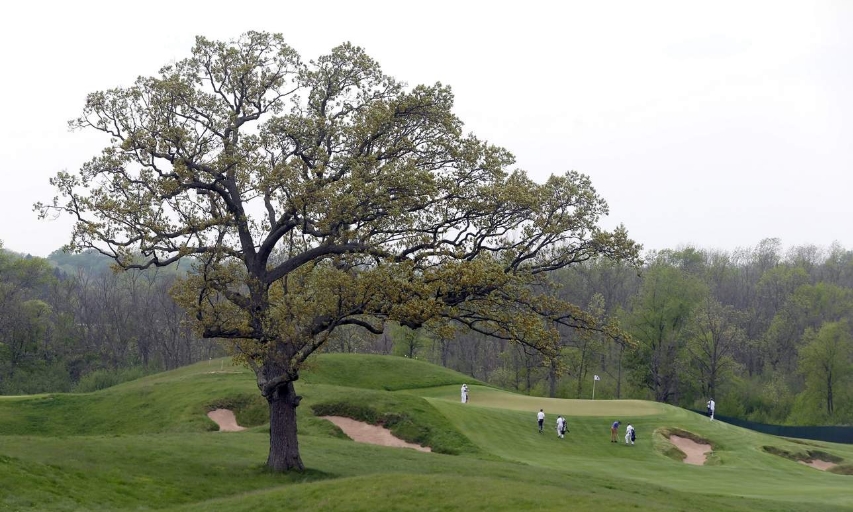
[38,31,640,384]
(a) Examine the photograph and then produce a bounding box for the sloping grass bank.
[1,354,852,511]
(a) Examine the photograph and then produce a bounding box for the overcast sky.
[1,0,851,258]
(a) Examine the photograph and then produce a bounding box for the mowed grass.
[412,384,663,416]
[0,354,851,511]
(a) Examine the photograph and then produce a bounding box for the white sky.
[1,0,851,257]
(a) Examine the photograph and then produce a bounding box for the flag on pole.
[594,375,601,381]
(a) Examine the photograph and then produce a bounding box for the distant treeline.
[0,245,221,394]
[324,239,853,427]
[3,239,852,427]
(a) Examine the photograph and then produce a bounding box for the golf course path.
[207,409,246,432]
[321,416,432,452]
[669,434,712,465]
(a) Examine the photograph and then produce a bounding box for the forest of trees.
[328,238,853,427]
[2,238,852,426]
[0,244,221,394]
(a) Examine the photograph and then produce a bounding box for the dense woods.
[334,239,853,426]
[0,245,221,394]
[3,238,851,426]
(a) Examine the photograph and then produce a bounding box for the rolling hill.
[1,354,851,511]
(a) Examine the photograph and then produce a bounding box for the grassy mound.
[0,354,477,437]
[0,360,257,436]
[300,353,480,390]
[310,389,480,455]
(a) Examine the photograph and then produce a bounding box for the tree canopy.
[38,31,640,471]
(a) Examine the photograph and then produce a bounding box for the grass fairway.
[1,354,852,511]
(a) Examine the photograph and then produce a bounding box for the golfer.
[461,384,469,403]
[709,398,715,421]
[556,416,567,438]
[537,409,545,433]
[610,420,620,443]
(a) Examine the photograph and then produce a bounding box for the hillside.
[1,354,851,511]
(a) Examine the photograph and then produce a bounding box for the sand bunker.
[763,446,844,472]
[798,459,838,471]
[321,416,431,452]
[207,409,246,432]
[669,434,712,465]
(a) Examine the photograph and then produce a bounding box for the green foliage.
[0,247,60,392]
[74,366,157,393]
[46,248,191,277]
[790,321,853,423]
[47,248,115,275]
[626,264,708,402]
[0,360,73,395]
[764,283,853,374]
[723,374,796,424]
[683,298,744,400]
[387,323,430,359]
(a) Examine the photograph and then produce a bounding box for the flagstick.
[592,377,596,400]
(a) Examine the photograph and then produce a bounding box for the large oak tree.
[39,32,640,471]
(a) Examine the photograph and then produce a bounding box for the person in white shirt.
[556,416,567,438]
[537,409,545,433]
[625,424,635,445]
[461,384,469,403]
[709,398,715,421]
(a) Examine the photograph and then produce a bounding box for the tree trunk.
[826,370,833,415]
[266,380,304,472]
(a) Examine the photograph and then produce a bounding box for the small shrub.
[74,367,151,393]
[0,361,73,394]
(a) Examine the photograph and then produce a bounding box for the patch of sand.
[207,408,246,432]
[321,416,431,452]
[669,434,712,465]
[798,459,838,471]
